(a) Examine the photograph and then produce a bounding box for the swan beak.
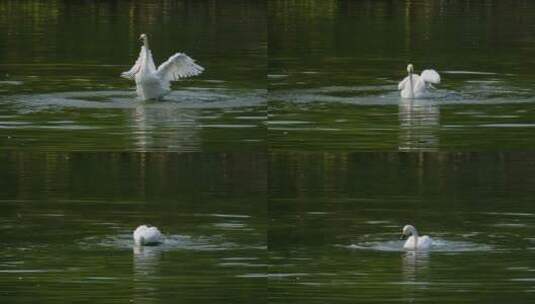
[400,234,406,240]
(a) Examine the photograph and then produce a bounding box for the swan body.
[400,225,432,251]
[133,225,162,246]
[121,33,204,100]
[398,64,440,99]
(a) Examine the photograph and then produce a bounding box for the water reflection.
[133,104,150,150]
[133,245,162,275]
[0,88,266,151]
[133,245,162,304]
[132,103,200,151]
[402,251,429,282]
[401,251,430,303]
[398,99,440,151]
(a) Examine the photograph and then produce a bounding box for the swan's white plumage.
[420,69,441,84]
[398,65,441,99]
[121,34,204,100]
[401,225,433,251]
[121,46,156,80]
[157,53,204,83]
[403,235,433,250]
[133,225,162,246]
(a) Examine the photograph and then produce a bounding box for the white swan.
[121,33,204,100]
[400,225,432,251]
[398,64,441,99]
[133,225,162,246]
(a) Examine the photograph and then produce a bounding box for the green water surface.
[0,0,266,152]
[269,152,535,302]
[3,1,535,303]
[269,0,535,151]
[0,152,266,303]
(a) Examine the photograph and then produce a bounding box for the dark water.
[0,0,266,152]
[0,152,266,303]
[269,0,535,151]
[269,152,535,302]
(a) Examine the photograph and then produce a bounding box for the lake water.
[3,1,535,303]
[269,0,535,151]
[0,0,266,152]
[0,152,266,303]
[269,152,535,302]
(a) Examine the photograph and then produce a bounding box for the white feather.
[398,65,441,99]
[157,53,204,83]
[403,235,433,250]
[121,46,156,80]
[133,225,162,246]
[420,69,441,84]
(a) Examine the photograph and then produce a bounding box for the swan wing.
[418,236,433,249]
[121,46,156,80]
[144,227,162,243]
[133,225,147,244]
[398,74,422,90]
[421,69,441,84]
[133,225,161,245]
[149,227,161,238]
[156,53,204,82]
[403,235,417,249]
[398,76,410,90]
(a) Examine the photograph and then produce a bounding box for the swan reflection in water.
[398,99,440,151]
[401,251,431,302]
[132,102,200,151]
[132,245,163,303]
[402,250,429,280]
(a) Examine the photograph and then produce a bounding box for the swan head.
[407,64,414,74]
[139,33,148,43]
[400,224,417,239]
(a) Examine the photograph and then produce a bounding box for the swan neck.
[141,42,150,72]
[408,72,414,98]
[143,37,149,49]
[411,228,419,250]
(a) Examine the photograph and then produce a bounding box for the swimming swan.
[121,33,204,100]
[400,225,432,251]
[133,225,162,246]
[398,64,441,99]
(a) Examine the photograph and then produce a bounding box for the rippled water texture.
[0,152,266,303]
[268,0,535,151]
[269,152,535,303]
[0,1,266,152]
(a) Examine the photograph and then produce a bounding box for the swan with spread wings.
[121,33,204,100]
